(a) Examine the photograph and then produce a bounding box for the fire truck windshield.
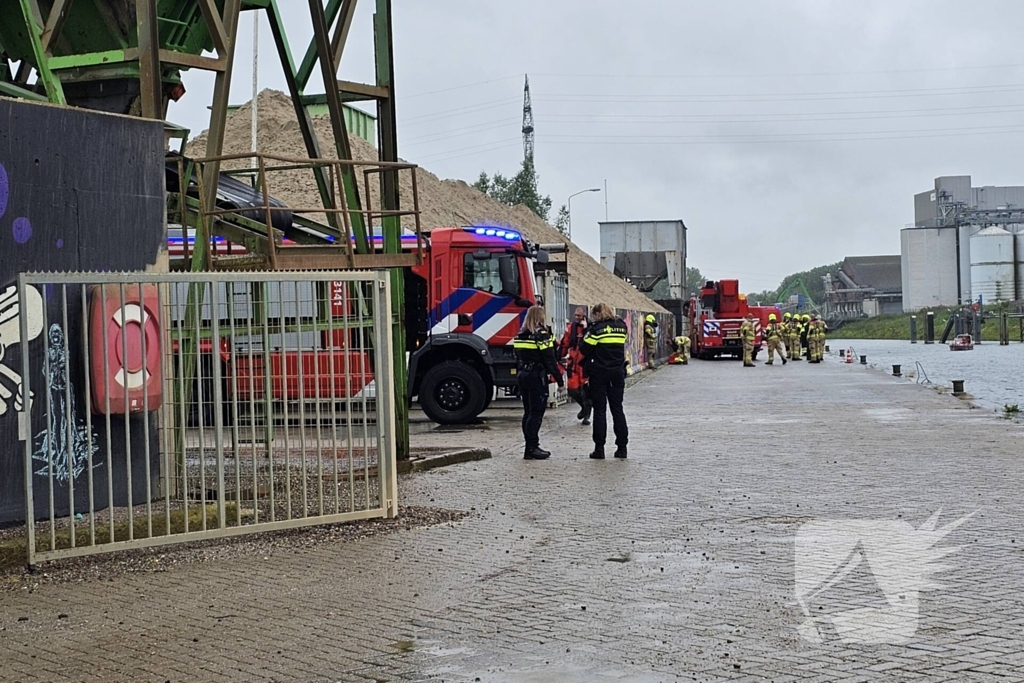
[463,252,520,297]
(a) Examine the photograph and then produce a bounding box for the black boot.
[589,447,606,459]
[524,446,550,460]
[782,357,787,365]
[614,446,627,459]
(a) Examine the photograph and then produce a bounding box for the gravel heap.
[189,89,666,314]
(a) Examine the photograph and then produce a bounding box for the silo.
[901,226,959,311]
[1016,230,1024,300]
[970,226,1015,302]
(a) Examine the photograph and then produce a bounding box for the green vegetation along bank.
[830,309,1017,342]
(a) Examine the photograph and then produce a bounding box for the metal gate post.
[18,276,36,566]
[373,273,398,517]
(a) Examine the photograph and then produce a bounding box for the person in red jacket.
[558,306,592,425]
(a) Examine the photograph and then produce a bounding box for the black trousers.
[517,370,548,449]
[589,370,628,448]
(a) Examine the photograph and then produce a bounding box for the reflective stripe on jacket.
[582,317,628,375]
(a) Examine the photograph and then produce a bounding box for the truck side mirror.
[535,250,550,265]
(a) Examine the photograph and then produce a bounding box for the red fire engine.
[688,279,779,360]
[169,225,554,424]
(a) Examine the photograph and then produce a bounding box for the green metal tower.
[0,0,413,458]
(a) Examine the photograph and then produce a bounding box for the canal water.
[833,339,1024,413]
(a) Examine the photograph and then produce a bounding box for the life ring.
[89,284,163,414]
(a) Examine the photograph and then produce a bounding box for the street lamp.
[567,188,601,241]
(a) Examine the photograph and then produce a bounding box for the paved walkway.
[2,357,1023,682]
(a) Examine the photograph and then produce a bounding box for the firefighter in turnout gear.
[513,306,564,460]
[809,314,828,363]
[669,334,690,364]
[782,312,797,361]
[764,313,787,365]
[739,313,757,367]
[582,303,630,459]
[643,314,658,370]
[786,313,802,361]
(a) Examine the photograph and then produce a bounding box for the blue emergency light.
[470,226,520,241]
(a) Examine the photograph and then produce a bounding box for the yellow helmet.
[645,314,656,324]
[783,312,792,319]
[768,313,777,321]
[802,314,810,322]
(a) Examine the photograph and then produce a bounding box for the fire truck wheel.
[419,361,488,425]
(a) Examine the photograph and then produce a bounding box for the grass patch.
[831,307,1011,341]
[0,503,239,570]
[1005,404,1020,415]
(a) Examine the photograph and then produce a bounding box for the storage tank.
[901,226,959,311]
[970,226,1015,302]
[1016,230,1024,300]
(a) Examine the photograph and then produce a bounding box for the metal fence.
[17,270,397,566]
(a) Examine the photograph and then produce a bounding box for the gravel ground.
[0,497,471,591]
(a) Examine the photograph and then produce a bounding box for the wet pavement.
[2,357,1023,682]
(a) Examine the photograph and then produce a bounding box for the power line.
[412,140,522,164]
[401,97,519,125]
[535,83,1024,104]
[402,75,520,99]
[531,62,1024,80]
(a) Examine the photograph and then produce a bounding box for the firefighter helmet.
[802,314,811,322]
[645,314,656,324]
[768,313,777,321]
[783,312,792,319]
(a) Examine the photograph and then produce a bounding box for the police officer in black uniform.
[581,302,630,459]
[513,306,563,460]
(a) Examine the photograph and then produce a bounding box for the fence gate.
[18,271,397,566]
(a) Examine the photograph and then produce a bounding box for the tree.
[553,205,570,237]
[474,156,553,221]
[685,266,707,297]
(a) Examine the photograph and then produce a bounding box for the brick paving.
[1,357,1023,682]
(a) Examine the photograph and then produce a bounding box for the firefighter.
[783,312,799,361]
[763,313,787,365]
[800,314,811,360]
[739,312,757,367]
[669,334,690,364]
[810,313,828,363]
[513,306,564,460]
[558,306,592,424]
[643,313,658,370]
[582,302,629,459]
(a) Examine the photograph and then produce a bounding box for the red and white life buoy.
[89,284,163,414]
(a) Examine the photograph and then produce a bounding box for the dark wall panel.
[0,99,165,524]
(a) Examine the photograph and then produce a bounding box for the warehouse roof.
[840,255,902,293]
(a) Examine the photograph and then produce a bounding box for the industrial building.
[825,255,903,318]
[901,175,1024,311]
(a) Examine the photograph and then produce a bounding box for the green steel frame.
[0,0,411,458]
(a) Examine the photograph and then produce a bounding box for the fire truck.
[688,279,779,360]
[169,225,556,425]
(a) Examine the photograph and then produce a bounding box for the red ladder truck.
[688,279,779,360]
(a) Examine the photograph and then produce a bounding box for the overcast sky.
[170,0,1024,293]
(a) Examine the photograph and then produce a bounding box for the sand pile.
[189,89,664,313]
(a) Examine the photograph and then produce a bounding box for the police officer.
[513,306,563,460]
[582,303,629,459]
[764,313,787,365]
[643,313,658,370]
[740,312,757,367]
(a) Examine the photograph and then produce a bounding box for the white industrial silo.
[1016,230,1024,300]
[970,226,1015,302]
[901,226,959,311]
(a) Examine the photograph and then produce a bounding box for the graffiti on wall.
[32,324,100,483]
[0,284,44,419]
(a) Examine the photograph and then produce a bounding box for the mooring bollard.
[910,315,917,344]
[892,364,901,377]
[925,311,935,344]
[839,348,845,357]
[860,355,867,365]
[951,379,965,396]
[825,345,830,353]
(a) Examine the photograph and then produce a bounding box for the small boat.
[949,333,974,351]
